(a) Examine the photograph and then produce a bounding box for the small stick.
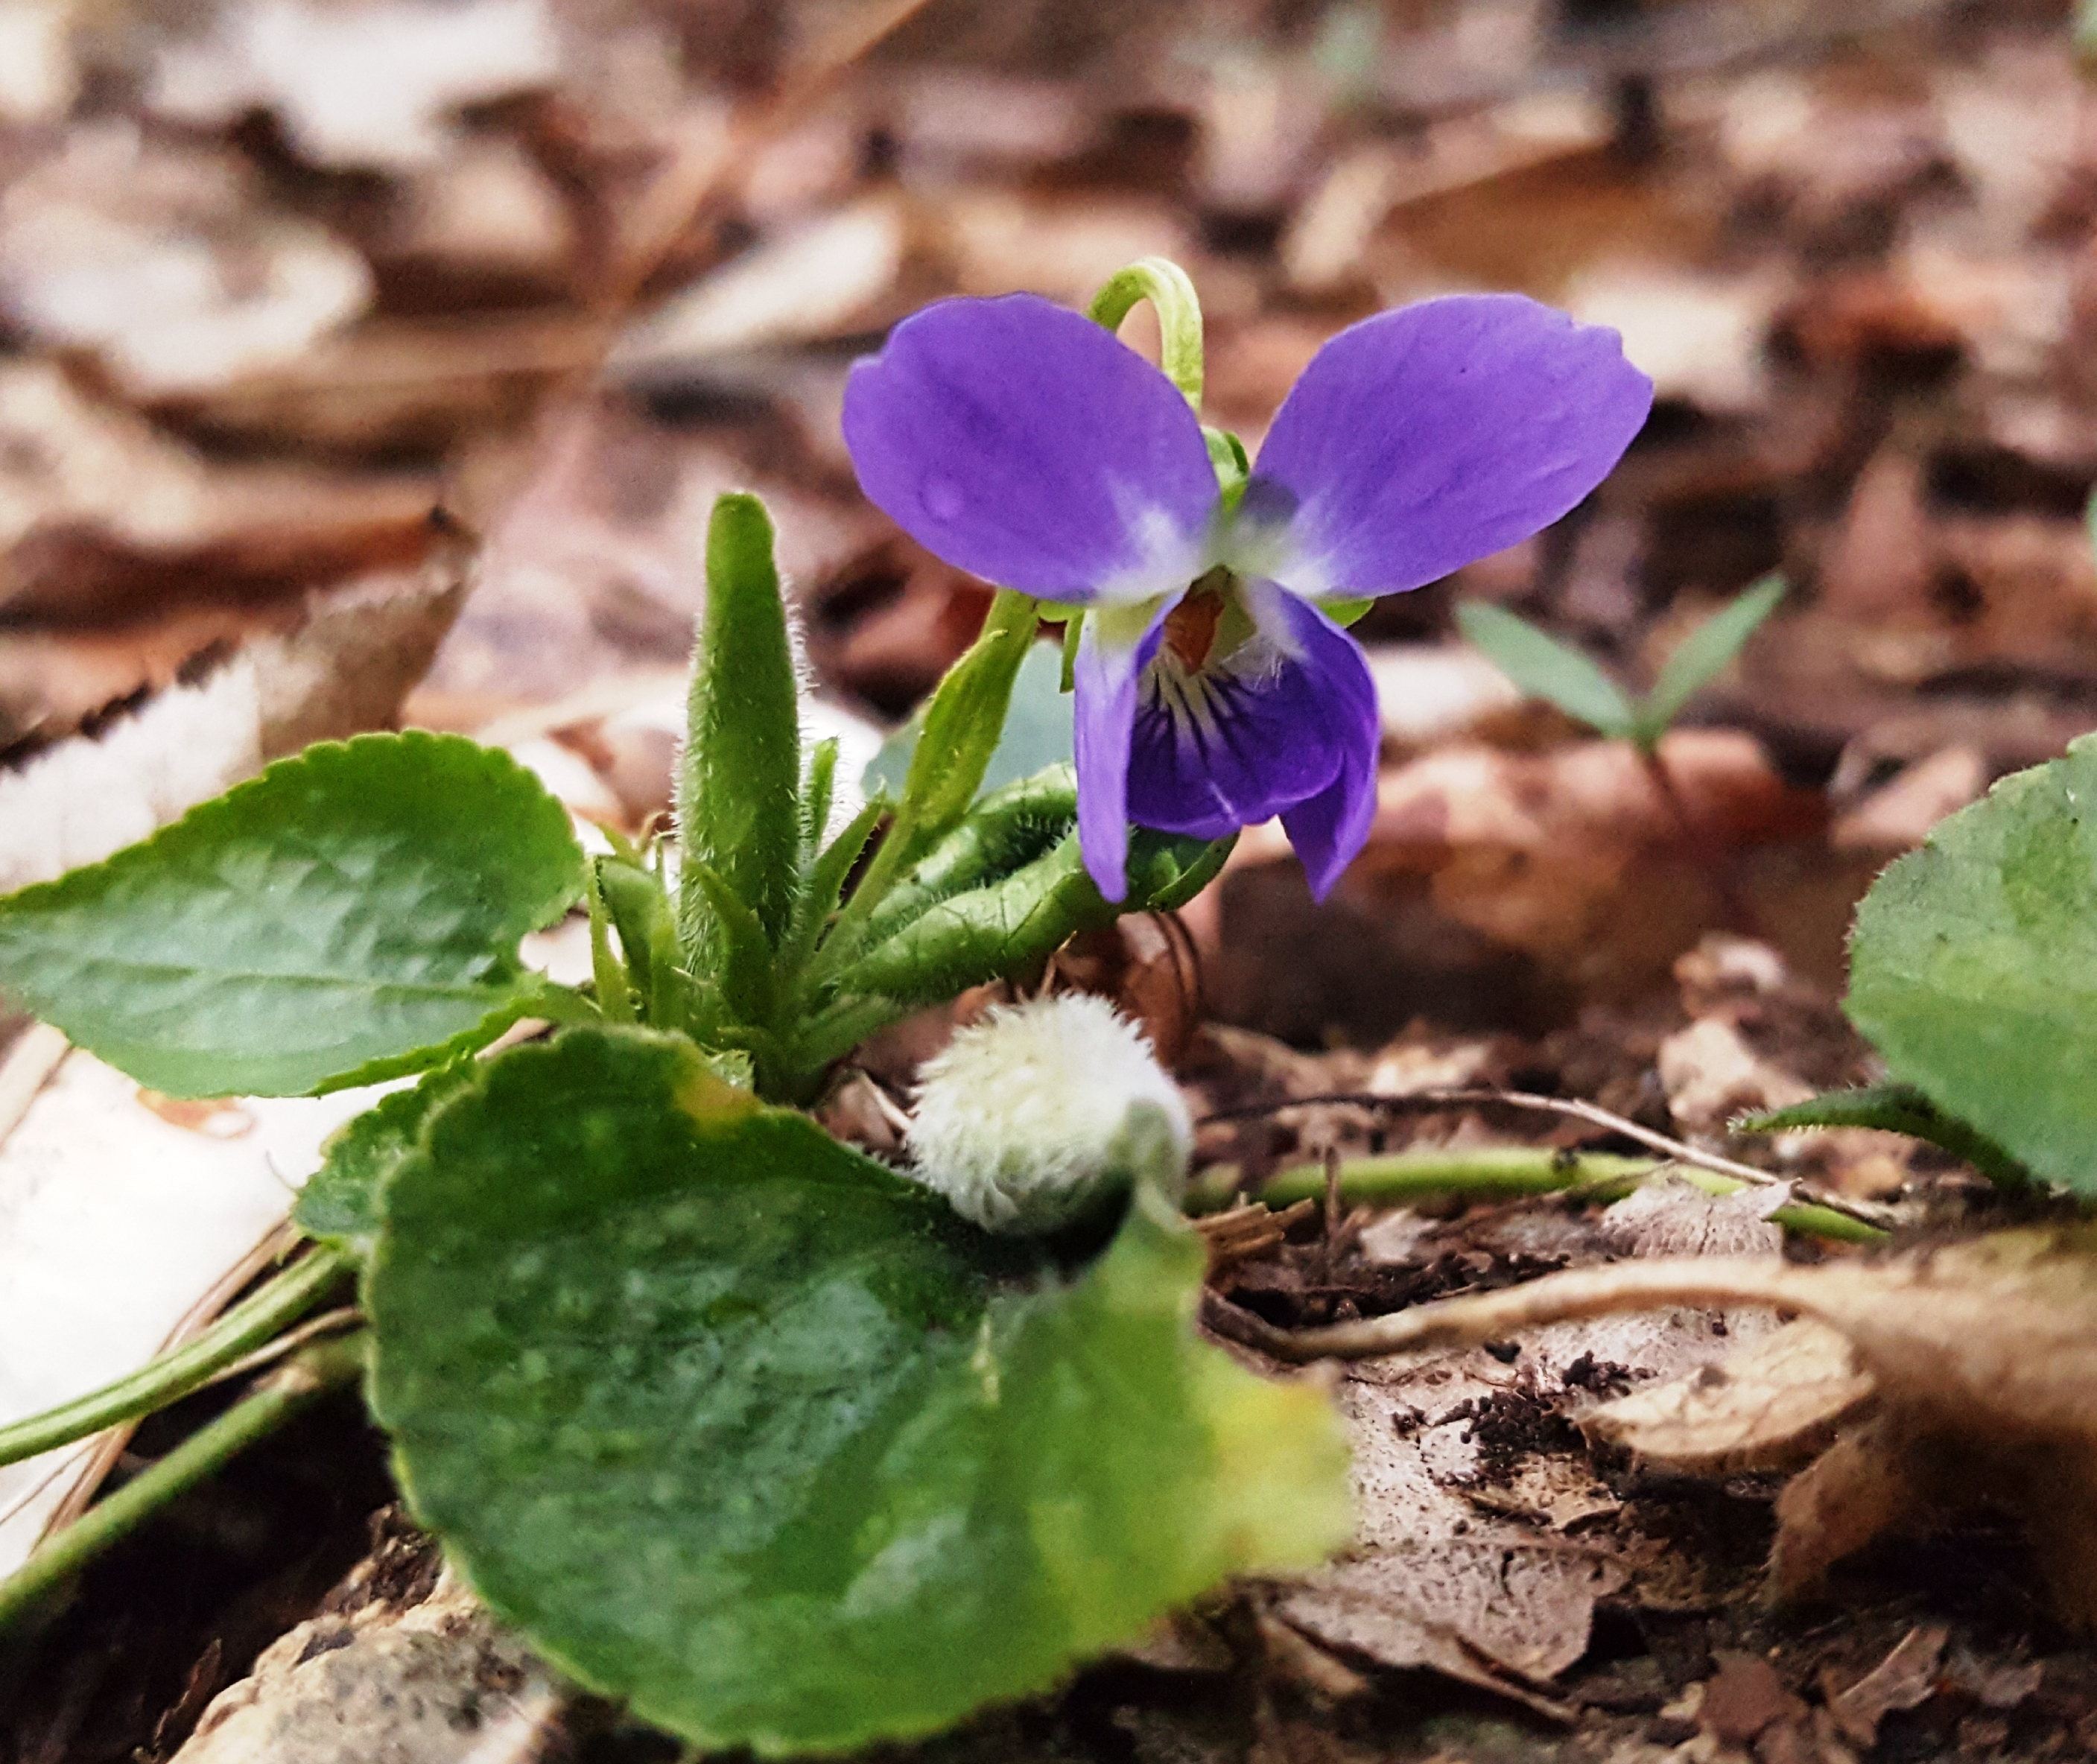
[1235,1255,1814,1365]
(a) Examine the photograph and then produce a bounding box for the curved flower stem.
[1186,1144,1885,1244]
[1088,258,1205,410]
[0,1243,352,1473]
[0,1333,367,1636]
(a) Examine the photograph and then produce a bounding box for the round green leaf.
[368,1027,1350,1753]
[1847,737,2097,1190]
[0,732,585,1097]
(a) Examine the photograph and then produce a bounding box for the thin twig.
[1196,1086,1894,1228]
[1232,1254,1820,1365]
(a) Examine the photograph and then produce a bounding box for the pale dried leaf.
[149,0,561,171]
[1585,1319,1874,1474]
[173,1565,560,1763]
[0,1050,386,1573]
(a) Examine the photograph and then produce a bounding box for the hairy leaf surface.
[0,732,584,1097]
[1848,738,2097,1190]
[369,1027,1348,1753]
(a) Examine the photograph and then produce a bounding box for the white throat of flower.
[1141,569,1298,746]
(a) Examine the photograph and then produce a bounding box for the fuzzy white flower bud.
[904,993,1193,1234]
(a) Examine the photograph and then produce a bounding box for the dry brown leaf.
[1586,1319,1875,1475]
[0,542,466,889]
[0,129,372,399]
[1824,1623,1947,1749]
[172,1558,559,1763]
[1264,1228,2097,1625]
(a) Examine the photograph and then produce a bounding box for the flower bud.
[904,993,1192,1234]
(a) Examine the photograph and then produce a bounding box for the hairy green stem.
[1187,1146,1885,1243]
[0,1244,353,1473]
[0,1333,367,1635]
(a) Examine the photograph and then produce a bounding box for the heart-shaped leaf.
[368,1027,1349,1753]
[0,732,585,1097]
[1847,737,2097,1190]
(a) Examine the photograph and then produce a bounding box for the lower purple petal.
[1073,603,1175,903]
[1277,598,1381,899]
[1125,584,1380,898]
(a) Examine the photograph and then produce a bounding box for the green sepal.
[1322,597,1374,629]
[1737,1083,2025,1187]
[677,494,802,965]
[1205,427,1249,507]
[1454,600,1637,740]
[0,732,585,1098]
[366,1025,1349,1754]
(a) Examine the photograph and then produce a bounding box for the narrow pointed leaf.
[0,732,584,1097]
[368,1027,1349,1754]
[1738,1083,2025,1187]
[678,494,802,961]
[1637,574,1786,741]
[863,640,1073,810]
[878,591,1041,870]
[1454,600,1637,738]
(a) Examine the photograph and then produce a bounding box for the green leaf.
[294,1062,475,1251]
[1453,600,1637,738]
[1634,574,1786,744]
[863,641,1073,810]
[1847,737,2097,1190]
[1737,1083,2025,1187]
[874,592,1041,872]
[860,765,1080,951]
[677,494,803,962]
[828,823,1225,1032]
[368,1027,1348,1754]
[0,732,584,1097]
[596,857,679,1018]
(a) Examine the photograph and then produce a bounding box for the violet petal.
[1272,597,1382,900]
[843,294,1216,602]
[1073,600,1177,903]
[1246,294,1653,598]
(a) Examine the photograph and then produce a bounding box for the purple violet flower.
[843,291,1653,901]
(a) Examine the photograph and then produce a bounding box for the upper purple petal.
[842,294,1217,602]
[1271,596,1380,901]
[1245,294,1653,599]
